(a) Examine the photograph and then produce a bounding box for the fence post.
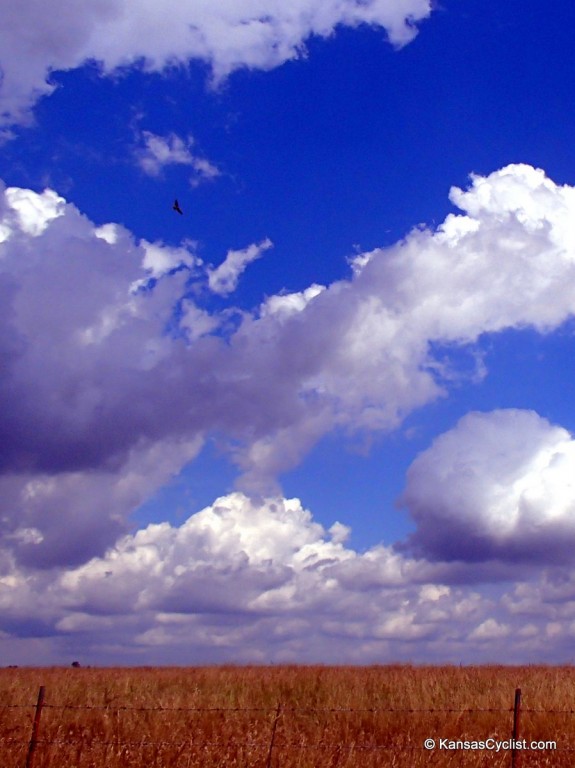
[265,702,282,768]
[511,688,521,768]
[25,686,45,768]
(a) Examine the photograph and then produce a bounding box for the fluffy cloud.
[0,0,434,125]
[0,490,510,664]
[2,163,575,569]
[229,164,575,486]
[4,489,575,665]
[207,238,273,296]
[135,131,220,186]
[399,409,575,566]
[0,184,205,476]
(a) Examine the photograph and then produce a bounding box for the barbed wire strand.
[3,702,517,713]
[7,700,575,713]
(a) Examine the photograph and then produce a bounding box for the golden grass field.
[1,665,574,767]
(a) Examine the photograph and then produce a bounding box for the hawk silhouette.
[172,199,183,215]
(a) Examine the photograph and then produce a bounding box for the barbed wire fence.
[1,687,573,767]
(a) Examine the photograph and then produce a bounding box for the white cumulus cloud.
[5,487,575,665]
[0,0,434,125]
[207,238,273,296]
[399,409,575,565]
[0,490,507,664]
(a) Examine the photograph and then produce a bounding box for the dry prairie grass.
[1,665,574,767]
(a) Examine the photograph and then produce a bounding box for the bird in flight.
[173,199,183,215]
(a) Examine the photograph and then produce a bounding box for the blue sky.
[1,0,575,665]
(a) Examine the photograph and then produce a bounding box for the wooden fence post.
[25,686,45,768]
[511,688,521,768]
[265,703,282,768]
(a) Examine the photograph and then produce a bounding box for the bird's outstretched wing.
[173,199,183,215]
